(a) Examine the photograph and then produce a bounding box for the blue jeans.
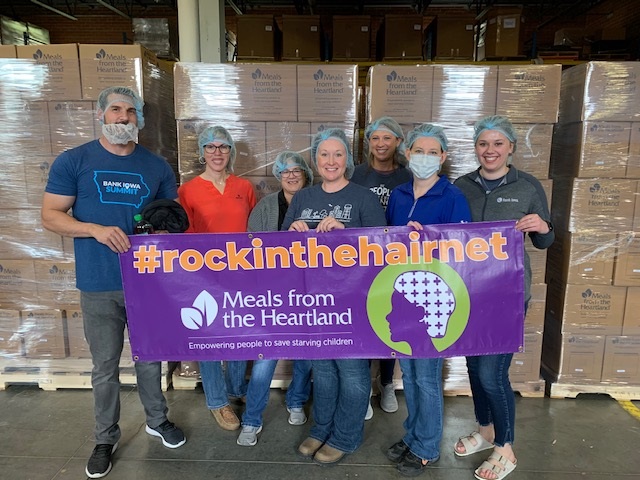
[398,358,444,462]
[466,353,515,447]
[309,359,369,454]
[81,291,168,444]
[225,361,248,399]
[199,360,248,409]
[242,360,312,427]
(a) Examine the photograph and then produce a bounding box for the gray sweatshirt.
[454,166,554,301]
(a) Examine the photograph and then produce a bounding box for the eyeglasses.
[281,168,303,178]
[204,143,231,154]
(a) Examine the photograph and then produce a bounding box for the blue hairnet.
[272,151,313,185]
[406,123,448,152]
[311,128,355,179]
[97,86,145,129]
[198,126,237,172]
[473,115,518,151]
[363,116,408,166]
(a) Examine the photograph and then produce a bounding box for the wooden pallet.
[442,379,545,398]
[481,55,529,62]
[168,374,293,391]
[538,50,580,60]
[546,382,640,401]
[0,358,169,391]
[586,53,630,60]
[170,374,201,390]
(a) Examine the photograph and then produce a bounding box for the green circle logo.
[367,258,470,355]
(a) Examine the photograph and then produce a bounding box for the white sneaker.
[236,425,262,447]
[287,407,307,425]
[378,377,398,413]
[365,388,373,421]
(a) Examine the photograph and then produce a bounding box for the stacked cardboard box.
[366,63,562,391]
[236,15,280,61]
[281,15,322,61]
[0,44,175,371]
[433,15,475,60]
[476,7,524,60]
[544,62,640,386]
[376,14,424,61]
[174,62,358,194]
[332,15,371,61]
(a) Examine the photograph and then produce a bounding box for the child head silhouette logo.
[389,271,455,340]
[367,259,470,356]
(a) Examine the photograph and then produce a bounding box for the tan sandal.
[474,451,517,480]
[454,431,494,457]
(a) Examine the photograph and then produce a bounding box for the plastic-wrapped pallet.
[0,44,174,390]
[544,62,640,393]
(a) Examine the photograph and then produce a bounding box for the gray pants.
[81,290,168,444]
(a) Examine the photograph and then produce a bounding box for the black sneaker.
[85,443,118,478]
[386,440,410,463]
[145,420,186,448]
[397,451,439,477]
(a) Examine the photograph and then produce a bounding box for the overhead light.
[96,0,131,19]
[30,0,78,21]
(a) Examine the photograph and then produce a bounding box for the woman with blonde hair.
[454,115,554,480]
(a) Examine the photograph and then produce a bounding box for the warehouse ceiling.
[1,0,608,19]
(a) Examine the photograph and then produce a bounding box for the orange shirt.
[178,175,257,233]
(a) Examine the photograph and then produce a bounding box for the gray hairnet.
[97,86,145,129]
[198,126,237,172]
[311,128,355,179]
[272,151,313,185]
[473,115,518,152]
[406,123,448,152]
[363,116,408,166]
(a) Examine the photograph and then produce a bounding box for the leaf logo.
[33,50,43,59]
[39,162,50,172]
[386,71,398,81]
[49,266,59,274]
[252,68,262,79]
[582,289,592,298]
[181,290,218,330]
[589,183,601,193]
[72,312,79,318]
[313,69,324,80]
[96,49,106,59]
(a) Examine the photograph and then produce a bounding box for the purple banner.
[119,221,525,361]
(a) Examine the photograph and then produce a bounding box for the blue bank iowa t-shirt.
[46,140,177,292]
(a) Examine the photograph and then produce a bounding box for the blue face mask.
[408,154,441,179]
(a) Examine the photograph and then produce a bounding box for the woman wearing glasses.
[178,125,257,432]
[235,151,315,447]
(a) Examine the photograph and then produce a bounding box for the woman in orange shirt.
[178,125,257,431]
